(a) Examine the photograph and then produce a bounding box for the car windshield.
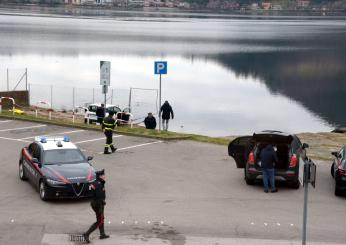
[88,105,98,113]
[44,149,85,164]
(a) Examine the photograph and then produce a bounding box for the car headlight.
[46,178,65,185]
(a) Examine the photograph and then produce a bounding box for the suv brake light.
[248,152,255,165]
[289,154,298,168]
[337,168,346,176]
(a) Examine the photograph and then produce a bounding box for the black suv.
[228,130,309,188]
[330,147,346,196]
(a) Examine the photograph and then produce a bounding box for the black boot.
[100,234,110,239]
[104,147,111,154]
[99,225,110,239]
[110,145,117,153]
[83,233,90,244]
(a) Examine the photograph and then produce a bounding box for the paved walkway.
[41,234,343,245]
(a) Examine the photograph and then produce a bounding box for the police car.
[19,136,96,201]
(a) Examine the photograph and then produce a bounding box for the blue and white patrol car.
[19,136,96,201]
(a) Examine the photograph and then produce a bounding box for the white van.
[84,103,121,124]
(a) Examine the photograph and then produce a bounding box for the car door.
[31,144,43,186]
[335,149,344,170]
[24,143,38,182]
[228,136,253,168]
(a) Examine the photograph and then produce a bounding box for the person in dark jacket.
[144,112,157,129]
[96,104,105,125]
[102,111,117,154]
[160,101,174,131]
[83,169,109,243]
[260,144,279,193]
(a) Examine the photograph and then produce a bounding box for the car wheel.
[245,175,255,185]
[19,161,28,181]
[335,185,342,196]
[290,180,300,189]
[331,164,334,177]
[39,181,48,201]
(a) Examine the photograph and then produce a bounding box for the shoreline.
[0,3,346,18]
[0,111,344,161]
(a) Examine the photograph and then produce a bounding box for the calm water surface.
[1,8,346,136]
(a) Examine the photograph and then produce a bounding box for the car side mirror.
[302,143,309,149]
[331,151,338,157]
[87,156,93,161]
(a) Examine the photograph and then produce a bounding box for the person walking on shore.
[83,169,110,243]
[160,101,174,131]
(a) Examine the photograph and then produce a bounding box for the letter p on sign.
[155,61,167,75]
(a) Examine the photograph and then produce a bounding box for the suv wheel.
[245,175,255,185]
[290,180,300,189]
[39,181,48,201]
[19,160,28,181]
[335,185,342,196]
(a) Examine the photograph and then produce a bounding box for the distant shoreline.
[0,3,346,18]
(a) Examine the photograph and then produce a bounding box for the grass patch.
[0,112,233,144]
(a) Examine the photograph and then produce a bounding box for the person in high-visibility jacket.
[102,111,117,154]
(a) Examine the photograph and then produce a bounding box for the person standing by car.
[144,112,157,129]
[260,144,278,193]
[102,111,117,154]
[160,101,174,131]
[83,169,110,243]
[96,104,105,125]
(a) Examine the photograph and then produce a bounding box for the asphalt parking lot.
[0,119,345,245]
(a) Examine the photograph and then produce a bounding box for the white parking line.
[0,136,31,143]
[0,124,46,132]
[0,120,12,124]
[20,129,85,140]
[75,135,123,144]
[97,140,163,154]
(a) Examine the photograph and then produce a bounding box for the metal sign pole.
[104,85,107,113]
[159,73,162,132]
[302,163,308,245]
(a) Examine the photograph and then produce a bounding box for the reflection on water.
[1,12,345,136]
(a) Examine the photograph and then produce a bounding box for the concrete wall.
[0,91,29,109]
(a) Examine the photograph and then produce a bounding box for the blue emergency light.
[40,137,47,143]
[63,136,70,142]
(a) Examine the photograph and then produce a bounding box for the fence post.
[111,88,114,104]
[25,68,28,91]
[49,111,51,120]
[7,68,9,91]
[35,109,38,118]
[28,83,31,106]
[93,88,95,104]
[50,85,53,109]
[72,87,75,124]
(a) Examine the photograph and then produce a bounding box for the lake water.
[1,7,346,136]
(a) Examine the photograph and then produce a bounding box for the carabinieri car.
[19,136,96,201]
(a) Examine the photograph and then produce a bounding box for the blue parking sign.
[155,61,167,75]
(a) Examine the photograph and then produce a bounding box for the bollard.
[35,110,38,118]
[49,111,51,120]
[72,115,75,124]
